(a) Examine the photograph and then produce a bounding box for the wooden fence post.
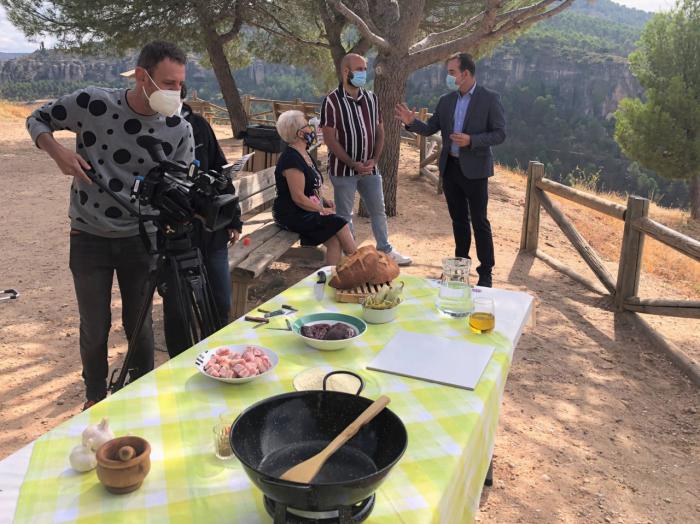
[615,195,649,311]
[520,161,544,252]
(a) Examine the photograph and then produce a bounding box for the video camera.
[86,135,240,237]
[131,135,239,233]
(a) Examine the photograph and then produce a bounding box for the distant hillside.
[574,0,651,27]
[0,0,685,208]
[403,1,684,207]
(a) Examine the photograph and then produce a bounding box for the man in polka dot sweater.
[26,41,195,409]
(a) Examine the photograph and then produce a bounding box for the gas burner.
[264,494,375,524]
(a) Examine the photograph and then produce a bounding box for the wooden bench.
[227,167,301,319]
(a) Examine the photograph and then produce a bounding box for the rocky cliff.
[409,47,641,120]
[0,50,133,83]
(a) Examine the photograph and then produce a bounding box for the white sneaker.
[388,249,412,266]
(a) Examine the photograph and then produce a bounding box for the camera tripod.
[108,230,221,393]
[79,167,222,394]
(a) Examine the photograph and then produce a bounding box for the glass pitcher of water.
[436,257,473,317]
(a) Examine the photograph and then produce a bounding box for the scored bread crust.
[370,251,400,284]
[329,246,399,289]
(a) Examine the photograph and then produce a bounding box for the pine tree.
[614,0,700,219]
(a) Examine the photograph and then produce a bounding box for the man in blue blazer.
[395,53,506,287]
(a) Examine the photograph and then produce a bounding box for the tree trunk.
[690,173,700,220]
[201,29,248,137]
[319,2,371,83]
[372,54,410,217]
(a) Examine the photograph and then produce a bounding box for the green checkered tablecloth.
[12,273,531,524]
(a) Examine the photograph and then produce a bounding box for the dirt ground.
[0,115,698,523]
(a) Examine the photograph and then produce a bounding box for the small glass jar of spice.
[212,415,234,460]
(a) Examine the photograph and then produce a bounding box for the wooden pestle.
[118,445,136,462]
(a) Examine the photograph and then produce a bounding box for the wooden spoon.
[280,395,391,484]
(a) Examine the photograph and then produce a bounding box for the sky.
[0,1,679,53]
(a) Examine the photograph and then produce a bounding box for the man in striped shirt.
[320,53,412,266]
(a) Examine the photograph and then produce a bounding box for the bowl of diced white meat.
[195,344,278,384]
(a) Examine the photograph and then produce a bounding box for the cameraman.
[158,86,243,358]
[26,41,195,410]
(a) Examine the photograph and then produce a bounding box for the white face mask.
[142,70,182,117]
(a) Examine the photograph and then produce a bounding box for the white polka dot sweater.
[27,86,195,238]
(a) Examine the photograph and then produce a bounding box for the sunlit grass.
[498,164,700,297]
[0,99,33,120]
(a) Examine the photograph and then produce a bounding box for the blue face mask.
[298,126,317,148]
[446,74,459,91]
[303,129,317,147]
[349,70,367,88]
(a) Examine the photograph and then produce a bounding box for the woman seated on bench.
[273,110,357,265]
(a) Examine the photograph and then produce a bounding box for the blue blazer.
[407,84,506,179]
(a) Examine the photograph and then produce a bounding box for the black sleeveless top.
[272,147,323,220]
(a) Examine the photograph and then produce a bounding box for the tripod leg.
[158,247,222,357]
[196,250,223,333]
[108,263,160,393]
[170,262,199,349]
[182,249,219,336]
[189,271,219,336]
[172,250,220,342]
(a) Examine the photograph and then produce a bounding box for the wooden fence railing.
[520,160,700,319]
[187,92,322,127]
[187,92,230,125]
[242,96,321,126]
[402,108,446,194]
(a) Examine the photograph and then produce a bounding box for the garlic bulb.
[82,417,114,451]
[69,440,97,472]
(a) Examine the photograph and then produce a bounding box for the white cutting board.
[367,331,495,390]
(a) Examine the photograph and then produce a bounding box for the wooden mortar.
[96,436,151,494]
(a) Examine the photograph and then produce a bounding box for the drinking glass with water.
[436,257,473,317]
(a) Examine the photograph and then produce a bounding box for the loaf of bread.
[329,246,379,289]
[369,250,400,285]
[329,246,399,289]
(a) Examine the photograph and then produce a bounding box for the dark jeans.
[69,231,155,402]
[443,156,495,278]
[160,245,231,358]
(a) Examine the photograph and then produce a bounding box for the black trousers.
[442,156,495,278]
[69,231,155,401]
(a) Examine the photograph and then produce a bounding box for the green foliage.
[615,1,700,186]
[0,0,203,54]
[403,0,689,208]
[239,28,337,92]
[0,0,252,132]
[235,68,325,102]
[2,0,690,209]
[563,166,601,192]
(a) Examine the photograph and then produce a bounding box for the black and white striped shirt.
[320,84,383,177]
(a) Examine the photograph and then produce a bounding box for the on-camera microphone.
[137,135,168,164]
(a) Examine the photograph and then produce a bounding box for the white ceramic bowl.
[291,313,367,351]
[361,304,399,324]
[195,344,278,384]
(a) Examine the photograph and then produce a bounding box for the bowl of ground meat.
[291,313,367,351]
[195,344,279,384]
